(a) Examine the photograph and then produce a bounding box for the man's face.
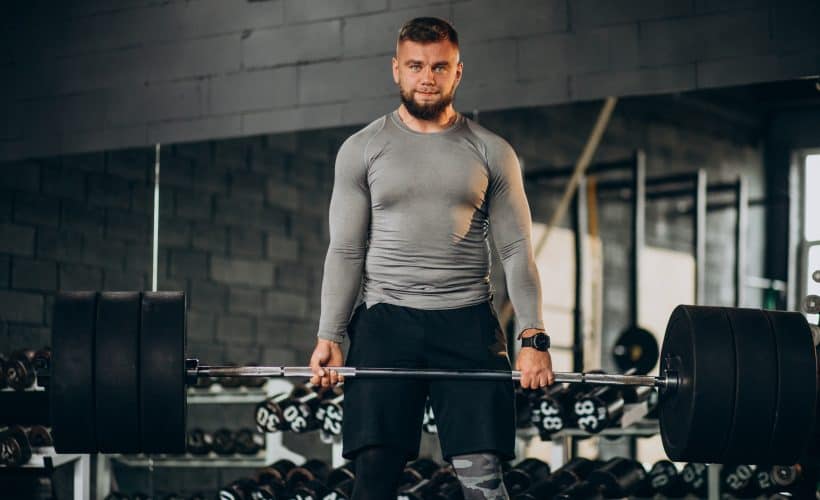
[392,39,463,121]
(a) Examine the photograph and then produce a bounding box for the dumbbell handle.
[189,360,670,390]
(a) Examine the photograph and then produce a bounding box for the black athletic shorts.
[341,300,516,462]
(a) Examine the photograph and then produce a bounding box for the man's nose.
[421,66,435,83]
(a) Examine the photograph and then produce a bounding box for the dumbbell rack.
[518,397,723,500]
[0,382,93,500]
[96,379,307,498]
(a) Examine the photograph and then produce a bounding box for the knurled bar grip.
[191,363,667,389]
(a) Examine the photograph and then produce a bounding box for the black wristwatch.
[520,332,550,351]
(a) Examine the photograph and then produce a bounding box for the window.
[805,154,820,241]
[805,154,820,324]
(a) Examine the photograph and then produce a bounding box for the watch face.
[534,334,547,350]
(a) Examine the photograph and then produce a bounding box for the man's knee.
[451,452,509,500]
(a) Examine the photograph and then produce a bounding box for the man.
[309,17,554,500]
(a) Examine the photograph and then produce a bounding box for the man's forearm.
[316,246,365,343]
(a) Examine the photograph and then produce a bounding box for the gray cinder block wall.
[2,0,818,163]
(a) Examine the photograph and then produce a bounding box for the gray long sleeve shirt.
[317,110,544,343]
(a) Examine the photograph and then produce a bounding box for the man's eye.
[434,66,446,73]
[410,65,421,71]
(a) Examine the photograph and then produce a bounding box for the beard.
[399,83,456,121]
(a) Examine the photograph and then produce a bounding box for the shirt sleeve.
[316,136,371,342]
[486,138,545,334]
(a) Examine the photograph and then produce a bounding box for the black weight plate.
[765,309,817,464]
[140,291,186,454]
[95,292,141,453]
[659,305,736,462]
[51,292,97,453]
[613,325,659,375]
[721,308,778,463]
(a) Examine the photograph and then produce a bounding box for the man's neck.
[397,105,459,134]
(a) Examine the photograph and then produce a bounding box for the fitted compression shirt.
[317,110,544,342]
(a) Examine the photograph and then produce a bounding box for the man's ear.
[392,56,400,85]
[454,61,463,87]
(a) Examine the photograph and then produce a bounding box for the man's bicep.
[488,147,534,255]
[328,143,371,247]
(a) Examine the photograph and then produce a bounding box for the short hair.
[397,17,459,48]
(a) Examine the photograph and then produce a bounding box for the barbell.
[47,291,818,464]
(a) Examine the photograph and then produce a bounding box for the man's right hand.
[309,339,344,387]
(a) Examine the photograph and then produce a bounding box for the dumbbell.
[286,458,331,490]
[218,478,263,500]
[186,428,212,455]
[313,463,357,500]
[258,458,297,483]
[5,349,36,391]
[323,478,354,500]
[574,369,654,434]
[644,459,685,497]
[769,464,816,498]
[750,465,777,497]
[255,384,315,433]
[234,428,264,455]
[211,428,236,455]
[281,385,340,433]
[771,464,803,490]
[216,368,243,388]
[399,458,441,489]
[514,457,598,500]
[27,426,53,448]
[326,462,356,488]
[533,371,606,437]
[315,385,344,437]
[514,385,540,429]
[0,425,32,467]
[587,457,646,497]
[530,383,574,437]
[255,460,293,497]
[422,396,437,434]
[555,457,646,499]
[193,375,213,388]
[288,479,331,500]
[572,385,622,433]
[398,466,459,500]
[532,370,604,441]
[721,464,757,498]
[432,475,466,500]
[503,458,551,495]
[680,462,708,497]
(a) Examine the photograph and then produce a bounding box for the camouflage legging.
[451,453,509,500]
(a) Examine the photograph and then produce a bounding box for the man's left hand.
[515,328,555,389]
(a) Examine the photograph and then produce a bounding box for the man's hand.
[515,328,555,389]
[309,339,345,387]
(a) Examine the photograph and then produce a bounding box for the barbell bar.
[45,291,818,465]
[189,363,668,389]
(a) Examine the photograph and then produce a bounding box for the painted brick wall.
[2,0,818,162]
